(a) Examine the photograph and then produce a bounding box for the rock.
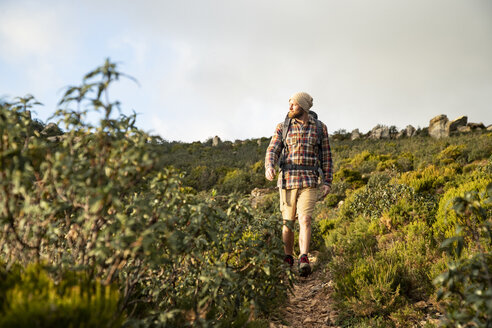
[458,126,472,133]
[487,124,492,131]
[448,116,467,132]
[41,123,62,137]
[212,136,221,147]
[405,124,416,137]
[468,122,486,130]
[369,125,390,139]
[350,129,361,140]
[429,114,449,139]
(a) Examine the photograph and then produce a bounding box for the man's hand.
[319,184,331,199]
[265,168,276,181]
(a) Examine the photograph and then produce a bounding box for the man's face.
[288,99,304,119]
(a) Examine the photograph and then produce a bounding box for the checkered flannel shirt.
[265,115,333,189]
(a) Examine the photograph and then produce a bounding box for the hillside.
[162,126,492,327]
[1,60,491,327]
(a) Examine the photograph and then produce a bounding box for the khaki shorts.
[279,187,318,221]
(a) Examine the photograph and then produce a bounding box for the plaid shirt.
[265,116,333,189]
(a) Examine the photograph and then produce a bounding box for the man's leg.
[296,188,317,276]
[298,214,311,256]
[283,220,295,255]
[280,188,298,267]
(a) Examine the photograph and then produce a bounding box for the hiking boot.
[298,254,311,277]
[284,254,294,267]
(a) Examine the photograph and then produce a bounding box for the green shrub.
[0,263,122,328]
[339,255,403,318]
[434,183,492,327]
[436,144,467,165]
[433,177,492,241]
[0,60,292,326]
[334,167,367,189]
[341,173,413,219]
[396,165,455,193]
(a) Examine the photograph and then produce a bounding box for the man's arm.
[265,123,283,181]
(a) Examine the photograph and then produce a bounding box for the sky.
[1,0,491,142]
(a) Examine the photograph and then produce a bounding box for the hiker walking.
[265,92,333,277]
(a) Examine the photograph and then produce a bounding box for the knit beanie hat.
[290,92,313,112]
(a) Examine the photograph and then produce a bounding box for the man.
[265,92,332,277]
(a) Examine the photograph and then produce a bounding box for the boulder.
[351,129,361,140]
[429,114,449,139]
[369,125,390,139]
[405,125,416,137]
[468,122,486,130]
[457,126,472,133]
[448,116,467,132]
[212,136,221,147]
[487,124,492,131]
[41,123,62,137]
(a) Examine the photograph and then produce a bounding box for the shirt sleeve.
[265,123,283,170]
[321,123,333,186]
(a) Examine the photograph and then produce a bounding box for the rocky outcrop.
[487,124,492,131]
[396,125,417,139]
[41,123,63,137]
[468,122,486,130]
[369,125,390,139]
[457,126,472,133]
[405,125,416,137]
[448,116,467,133]
[429,115,449,139]
[212,136,221,147]
[351,129,361,140]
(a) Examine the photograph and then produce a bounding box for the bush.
[434,183,492,327]
[397,165,455,193]
[341,173,413,219]
[0,263,122,328]
[436,144,467,165]
[433,177,492,241]
[0,60,292,326]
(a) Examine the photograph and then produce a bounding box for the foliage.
[340,173,413,219]
[0,60,291,326]
[319,135,491,326]
[433,175,492,241]
[434,183,492,327]
[0,262,122,328]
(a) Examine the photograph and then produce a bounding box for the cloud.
[0,2,76,61]
[2,0,492,141]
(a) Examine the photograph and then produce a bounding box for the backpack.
[278,111,324,185]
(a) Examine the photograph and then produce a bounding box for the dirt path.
[269,252,340,328]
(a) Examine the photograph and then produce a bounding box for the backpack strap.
[279,115,291,188]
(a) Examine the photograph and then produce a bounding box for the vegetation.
[0,60,291,327]
[1,59,491,327]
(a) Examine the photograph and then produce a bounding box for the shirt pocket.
[307,131,318,146]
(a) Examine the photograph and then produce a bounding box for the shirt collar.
[292,114,316,126]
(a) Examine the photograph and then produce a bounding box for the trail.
[269,252,340,328]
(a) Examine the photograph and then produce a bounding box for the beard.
[288,107,304,119]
